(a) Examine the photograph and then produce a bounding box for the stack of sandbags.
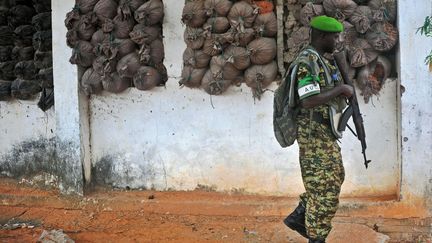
[0,0,53,102]
[283,0,397,103]
[65,0,166,95]
[181,0,279,99]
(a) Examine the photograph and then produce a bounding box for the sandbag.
[34,50,52,69]
[133,66,161,90]
[298,0,324,4]
[248,37,277,65]
[111,15,135,39]
[227,1,257,31]
[94,0,118,22]
[93,56,117,76]
[300,3,324,27]
[210,55,242,82]
[33,31,52,52]
[254,1,274,14]
[77,12,98,41]
[340,21,357,50]
[65,8,80,30]
[356,55,391,103]
[323,0,357,21]
[69,41,94,68]
[202,37,224,56]
[0,7,9,26]
[134,0,164,25]
[0,45,12,62]
[183,48,211,69]
[76,0,99,14]
[201,69,231,95]
[253,12,277,37]
[118,0,146,20]
[14,61,38,80]
[37,67,53,88]
[11,79,41,100]
[223,45,250,70]
[0,26,13,45]
[233,28,255,47]
[154,62,168,85]
[8,5,35,27]
[0,61,17,80]
[116,52,141,79]
[368,0,397,23]
[180,66,207,88]
[347,38,378,67]
[110,38,137,59]
[32,0,51,13]
[184,27,205,50]
[138,39,164,65]
[37,88,54,111]
[90,29,110,46]
[349,6,374,34]
[32,12,52,31]
[81,68,103,95]
[130,24,162,45]
[102,72,131,93]
[67,29,81,48]
[14,25,36,47]
[0,80,12,101]
[182,1,207,28]
[366,22,398,51]
[204,0,232,17]
[244,61,277,99]
[203,17,230,34]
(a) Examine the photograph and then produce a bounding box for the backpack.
[273,47,323,147]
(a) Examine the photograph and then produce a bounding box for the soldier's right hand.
[338,84,354,98]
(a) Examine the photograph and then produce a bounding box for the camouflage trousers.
[296,115,345,240]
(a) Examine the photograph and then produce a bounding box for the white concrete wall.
[89,0,400,197]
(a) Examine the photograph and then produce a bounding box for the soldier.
[282,16,354,243]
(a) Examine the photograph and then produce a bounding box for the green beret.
[310,15,344,33]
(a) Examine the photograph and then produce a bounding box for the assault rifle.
[334,51,371,169]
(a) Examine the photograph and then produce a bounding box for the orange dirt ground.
[0,178,430,243]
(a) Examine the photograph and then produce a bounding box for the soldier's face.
[322,33,340,53]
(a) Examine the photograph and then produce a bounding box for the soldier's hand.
[338,84,354,98]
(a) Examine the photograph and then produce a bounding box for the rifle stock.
[334,51,371,169]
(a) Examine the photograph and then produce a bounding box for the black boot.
[283,202,308,238]
[309,238,326,243]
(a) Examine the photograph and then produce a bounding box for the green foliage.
[417,16,432,67]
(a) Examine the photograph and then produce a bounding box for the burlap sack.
[183,47,211,69]
[33,0,51,13]
[0,80,11,101]
[76,0,99,14]
[14,25,35,47]
[347,38,378,67]
[244,61,277,99]
[368,0,397,23]
[37,67,53,88]
[102,72,131,93]
[134,0,164,25]
[298,0,324,4]
[133,66,161,90]
[180,66,207,88]
[184,27,205,50]
[11,79,41,100]
[0,26,13,46]
[81,67,103,95]
[138,39,164,65]
[323,0,357,21]
[210,55,242,81]
[118,0,146,20]
[366,22,398,52]
[90,29,110,46]
[349,6,374,34]
[65,8,80,30]
[33,31,52,52]
[94,0,118,22]
[77,12,98,41]
[8,5,35,27]
[116,52,141,78]
[356,55,391,103]
[0,7,9,26]
[204,0,232,17]
[32,12,52,31]
[233,28,255,47]
[110,14,135,39]
[253,12,277,37]
[248,37,277,65]
[204,17,230,34]
[0,61,17,80]
[0,45,12,62]
[130,24,162,45]
[223,45,251,71]
[201,69,231,95]
[202,37,224,56]
[69,41,95,68]
[34,50,52,69]
[228,1,258,31]
[14,61,38,80]
[182,1,207,28]
[300,3,324,27]
[93,56,117,76]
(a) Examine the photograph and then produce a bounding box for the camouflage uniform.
[295,50,345,240]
